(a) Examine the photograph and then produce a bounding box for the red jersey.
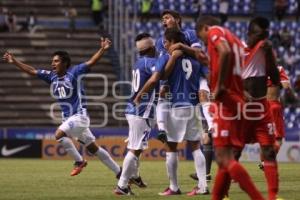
[267,66,289,87]
[242,40,267,79]
[207,26,244,98]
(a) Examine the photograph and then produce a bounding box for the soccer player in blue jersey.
[114,33,158,196]
[3,38,121,177]
[135,28,209,196]
[156,10,214,182]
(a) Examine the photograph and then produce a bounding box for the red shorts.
[268,100,285,139]
[211,103,244,149]
[243,98,275,146]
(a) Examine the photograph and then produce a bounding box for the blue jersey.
[125,56,159,119]
[156,54,208,107]
[155,29,202,56]
[37,63,89,119]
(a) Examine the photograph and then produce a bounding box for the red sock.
[212,168,231,200]
[264,161,279,200]
[227,160,265,200]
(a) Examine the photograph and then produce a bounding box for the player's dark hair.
[52,51,71,68]
[248,16,270,38]
[162,9,182,27]
[135,32,151,42]
[196,16,220,32]
[164,27,185,43]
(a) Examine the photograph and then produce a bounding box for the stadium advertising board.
[0,139,42,158]
[42,138,186,160]
[240,142,300,162]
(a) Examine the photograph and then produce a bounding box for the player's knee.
[55,130,67,141]
[86,142,98,154]
[262,146,276,161]
[233,148,242,161]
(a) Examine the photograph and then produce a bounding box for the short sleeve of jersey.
[155,37,166,56]
[37,69,53,84]
[71,63,90,76]
[184,29,202,48]
[208,27,227,47]
[154,54,169,74]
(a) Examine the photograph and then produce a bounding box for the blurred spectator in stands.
[294,75,300,94]
[5,10,17,32]
[283,46,300,71]
[90,0,103,27]
[140,0,152,23]
[270,29,282,48]
[0,7,8,32]
[297,0,300,21]
[26,11,37,33]
[274,0,288,21]
[280,26,292,48]
[65,3,77,37]
[218,0,229,25]
[192,0,203,22]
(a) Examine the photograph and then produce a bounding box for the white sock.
[156,98,169,131]
[192,148,207,189]
[166,152,179,191]
[95,147,120,175]
[131,155,140,178]
[202,102,213,130]
[118,151,137,188]
[58,137,82,162]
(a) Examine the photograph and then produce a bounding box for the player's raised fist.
[3,51,14,63]
[100,37,112,50]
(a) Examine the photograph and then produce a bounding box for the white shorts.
[59,114,95,146]
[125,114,154,150]
[166,106,203,143]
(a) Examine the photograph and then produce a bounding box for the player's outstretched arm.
[133,72,161,105]
[263,40,280,86]
[85,37,111,68]
[2,51,37,76]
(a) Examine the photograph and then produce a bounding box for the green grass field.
[0,159,299,200]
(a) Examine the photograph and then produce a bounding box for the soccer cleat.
[258,162,264,171]
[116,166,122,179]
[70,160,87,176]
[187,186,210,196]
[158,187,181,196]
[114,186,134,195]
[157,130,167,143]
[189,173,198,181]
[190,173,211,181]
[129,176,147,188]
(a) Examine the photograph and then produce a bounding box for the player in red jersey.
[241,17,282,200]
[267,66,294,153]
[196,16,265,200]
